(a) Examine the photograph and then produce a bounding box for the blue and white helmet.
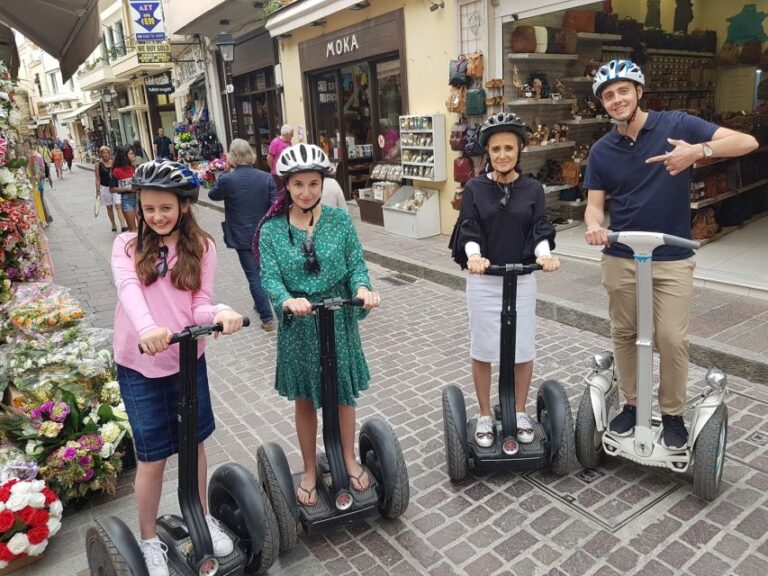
[592,59,645,97]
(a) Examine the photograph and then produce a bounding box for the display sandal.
[348,466,371,493]
[297,484,317,506]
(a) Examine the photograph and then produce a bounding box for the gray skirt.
[466,273,537,364]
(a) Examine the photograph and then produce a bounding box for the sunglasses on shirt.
[300,238,320,274]
[157,245,169,277]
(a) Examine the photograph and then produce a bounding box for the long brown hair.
[126,195,213,291]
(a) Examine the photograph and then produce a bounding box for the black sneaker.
[609,405,636,436]
[661,415,688,449]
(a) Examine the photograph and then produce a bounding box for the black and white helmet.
[276,143,332,177]
[132,160,200,201]
[479,112,532,148]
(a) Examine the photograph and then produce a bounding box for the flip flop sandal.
[297,484,317,506]
[348,466,371,493]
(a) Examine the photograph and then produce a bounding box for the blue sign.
[130,2,166,42]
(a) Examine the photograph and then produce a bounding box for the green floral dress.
[259,206,372,408]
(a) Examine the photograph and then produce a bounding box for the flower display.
[0,478,62,569]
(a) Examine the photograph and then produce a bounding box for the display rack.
[399,114,446,182]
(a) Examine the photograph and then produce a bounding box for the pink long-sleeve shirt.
[112,233,226,377]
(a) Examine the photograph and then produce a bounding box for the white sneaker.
[140,537,169,576]
[206,515,234,557]
[516,413,535,444]
[475,415,495,448]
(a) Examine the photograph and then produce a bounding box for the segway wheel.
[693,404,728,502]
[442,385,468,481]
[575,390,604,470]
[359,419,410,519]
[208,463,279,575]
[257,444,298,553]
[537,380,576,476]
[86,520,147,576]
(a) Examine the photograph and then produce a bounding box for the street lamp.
[215,32,239,141]
[100,87,115,149]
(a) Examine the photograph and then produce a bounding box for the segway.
[574,231,728,501]
[442,264,576,480]
[257,297,409,553]
[86,319,280,575]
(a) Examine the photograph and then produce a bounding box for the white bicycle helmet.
[276,143,332,176]
[592,59,645,97]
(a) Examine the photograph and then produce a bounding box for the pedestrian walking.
[207,138,277,330]
[584,59,758,448]
[112,160,244,576]
[132,139,147,165]
[449,112,558,448]
[266,124,293,190]
[30,147,53,224]
[153,127,175,161]
[110,145,138,232]
[52,145,64,179]
[320,163,348,212]
[95,146,128,232]
[62,139,74,171]
[255,143,381,506]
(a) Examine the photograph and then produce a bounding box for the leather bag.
[446,85,466,114]
[450,122,468,151]
[563,9,595,33]
[511,26,537,53]
[595,12,619,34]
[453,155,474,184]
[534,26,548,53]
[465,88,487,117]
[740,39,762,65]
[718,42,740,66]
[451,187,464,211]
[449,55,470,87]
[552,28,578,54]
[691,208,718,240]
[467,51,484,79]
[463,124,485,157]
[560,161,581,186]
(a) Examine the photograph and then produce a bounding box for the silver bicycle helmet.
[479,112,532,148]
[592,59,645,97]
[132,160,200,201]
[276,143,332,177]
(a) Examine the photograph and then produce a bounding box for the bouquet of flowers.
[0,478,62,569]
[5,283,85,336]
[0,200,47,289]
[209,157,227,172]
[176,132,193,144]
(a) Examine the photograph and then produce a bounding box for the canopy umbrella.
[0,0,100,83]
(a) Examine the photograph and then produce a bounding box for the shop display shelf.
[644,86,715,93]
[698,212,768,246]
[507,53,578,61]
[402,161,435,167]
[563,117,610,125]
[577,32,622,41]
[558,199,587,207]
[401,145,433,150]
[506,98,577,106]
[400,129,433,133]
[407,175,439,182]
[601,45,633,52]
[646,48,716,57]
[399,114,446,182]
[561,76,593,83]
[522,141,575,153]
[690,178,768,209]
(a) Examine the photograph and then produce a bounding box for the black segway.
[442,264,575,480]
[86,319,279,576]
[257,297,409,553]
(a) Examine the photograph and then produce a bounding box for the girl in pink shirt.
[112,160,244,575]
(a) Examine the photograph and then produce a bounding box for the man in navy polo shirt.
[583,59,757,449]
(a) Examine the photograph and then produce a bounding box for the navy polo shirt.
[584,110,718,260]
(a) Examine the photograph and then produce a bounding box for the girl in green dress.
[255,143,381,506]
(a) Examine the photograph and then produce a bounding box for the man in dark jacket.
[208,139,277,330]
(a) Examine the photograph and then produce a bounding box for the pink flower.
[78,434,104,452]
[48,402,70,423]
[62,447,77,462]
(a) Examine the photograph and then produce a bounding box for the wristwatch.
[701,143,713,158]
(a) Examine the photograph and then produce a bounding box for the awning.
[266,0,364,38]
[58,101,99,121]
[0,0,101,83]
[0,21,19,78]
[174,73,205,99]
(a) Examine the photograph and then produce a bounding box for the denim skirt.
[117,355,215,462]
[121,192,137,213]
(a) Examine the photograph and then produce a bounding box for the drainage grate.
[748,431,768,446]
[576,468,605,484]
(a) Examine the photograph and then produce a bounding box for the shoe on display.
[661,415,688,449]
[206,515,234,557]
[516,412,535,444]
[140,537,169,576]
[475,414,495,448]
[609,404,637,436]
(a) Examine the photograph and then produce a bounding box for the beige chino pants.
[601,254,696,416]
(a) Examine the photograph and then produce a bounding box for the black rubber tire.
[359,419,410,519]
[442,387,468,481]
[85,523,133,576]
[257,445,298,554]
[693,404,728,502]
[536,380,576,476]
[575,390,604,470]
[208,464,279,575]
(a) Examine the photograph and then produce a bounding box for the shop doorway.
[235,68,282,171]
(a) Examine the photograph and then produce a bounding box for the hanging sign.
[145,72,175,94]
[137,42,171,64]
[130,2,167,42]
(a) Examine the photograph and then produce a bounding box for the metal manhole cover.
[576,468,604,484]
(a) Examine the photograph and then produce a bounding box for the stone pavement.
[16,167,768,576]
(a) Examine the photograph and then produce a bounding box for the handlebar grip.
[606,232,619,243]
[485,263,542,276]
[662,234,700,250]
[138,316,251,353]
[283,297,364,321]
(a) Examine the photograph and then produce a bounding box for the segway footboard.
[472,414,550,472]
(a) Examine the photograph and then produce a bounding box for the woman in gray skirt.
[449,112,559,448]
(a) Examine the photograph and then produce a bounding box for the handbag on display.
[446,85,466,114]
[550,28,578,54]
[595,12,619,34]
[739,39,762,65]
[718,42,740,65]
[451,187,464,211]
[511,26,537,53]
[453,155,474,184]
[467,51,484,79]
[463,124,485,157]
[691,208,718,240]
[449,55,470,86]
[534,26,549,53]
[465,88,488,116]
[563,9,596,33]
[450,121,468,151]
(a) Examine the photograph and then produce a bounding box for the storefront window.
[233,68,282,169]
[375,59,402,162]
[312,72,341,160]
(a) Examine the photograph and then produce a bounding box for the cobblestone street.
[17,167,768,576]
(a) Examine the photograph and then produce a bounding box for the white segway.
[575,231,728,501]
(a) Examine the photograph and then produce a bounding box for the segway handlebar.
[606,231,700,252]
[138,317,250,353]
[485,263,542,276]
[282,297,364,321]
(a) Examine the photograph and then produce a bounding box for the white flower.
[0,560,8,569]
[7,532,30,555]
[10,481,33,495]
[46,517,61,536]
[100,421,121,444]
[100,441,114,459]
[3,183,17,198]
[28,492,46,508]
[25,440,44,457]
[0,167,13,185]
[49,499,63,518]
[6,491,30,511]
[27,540,48,556]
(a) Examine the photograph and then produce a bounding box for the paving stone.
[583,530,621,558]
[680,519,721,548]
[634,559,674,576]
[531,507,570,535]
[734,554,768,576]
[463,552,503,575]
[688,552,732,576]
[592,567,621,576]
[629,515,682,554]
[606,546,639,572]
[706,500,744,526]
[658,540,696,570]
[668,495,708,521]
[532,544,562,566]
[496,530,539,563]
[736,508,768,540]
[559,550,594,576]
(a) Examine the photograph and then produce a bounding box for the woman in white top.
[320,169,349,212]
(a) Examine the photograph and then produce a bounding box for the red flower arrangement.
[0,479,62,569]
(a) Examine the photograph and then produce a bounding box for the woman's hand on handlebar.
[283,297,313,317]
[139,326,172,356]
[467,254,490,275]
[213,309,245,338]
[584,225,610,246]
[356,287,381,310]
[536,255,560,272]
